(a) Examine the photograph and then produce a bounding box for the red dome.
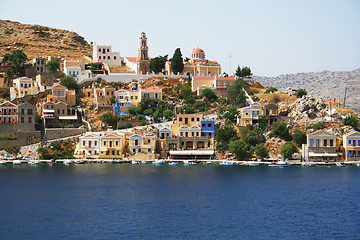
[192,48,204,53]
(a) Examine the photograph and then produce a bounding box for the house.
[74,131,126,159]
[237,103,264,126]
[64,65,91,81]
[141,88,162,100]
[36,73,55,91]
[192,76,236,97]
[94,86,116,112]
[129,133,157,160]
[343,131,360,161]
[0,101,17,124]
[93,44,121,66]
[124,57,137,72]
[264,103,280,125]
[18,102,36,131]
[32,57,46,74]
[47,84,76,106]
[165,48,221,76]
[306,130,338,162]
[10,77,39,100]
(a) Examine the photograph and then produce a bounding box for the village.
[0,29,360,167]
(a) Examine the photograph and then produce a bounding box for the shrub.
[264,87,278,94]
[311,122,326,130]
[296,89,308,98]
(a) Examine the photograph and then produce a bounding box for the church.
[165,48,221,76]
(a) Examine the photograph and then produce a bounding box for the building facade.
[306,130,338,162]
[192,76,236,97]
[343,131,360,161]
[93,44,121,66]
[129,133,157,160]
[10,77,39,100]
[18,102,36,131]
[137,32,150,75]
[0,101,17,124]
[237,103,264,126]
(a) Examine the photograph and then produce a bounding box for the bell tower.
[137,32,150,75]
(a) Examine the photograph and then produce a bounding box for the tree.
[296,88,308,98]
[235,66,252,78]
[292,129,307,145]
[215,126,239,152]
[201,88,218,103]
[227,79,247,106]
[99,112,119,127]
[181,104,195,114]
[254,144,269,159]
[150,55,168,74]
[163,109,174,120]
[5,145,21,156]
[229,140,249,160]
[344,115,359,130]
[280,142,298,159]
[2,50,28,76]
[311,122,326,130]
[269,94,280,104]
[271,121,291,140]
[171,48,184,74]
[5,67,14,79]
[264,87,278,94]
[60,75,79,92]
[110,95,116,105]
[47,59,60,73]
[223,107,239,122]
[244,128,266,147]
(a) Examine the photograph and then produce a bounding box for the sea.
[0,163,359,240]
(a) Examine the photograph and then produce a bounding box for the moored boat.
[269,160,290,167]
[168,162,178,165]
[131,160,139,165]
[75,160,85,164]
[12,160,21,165]
[248,162,259,166]
[336,162,346,167]
[63,160,73,165]
[302,162,316,167]
[219,161,237,166]
[0,160,7,165]
[153,159,165,164]
[28,160,40,165]
[141,160,148,164]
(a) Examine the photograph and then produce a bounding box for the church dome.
[192,48,204,53]
[191,47,205,60]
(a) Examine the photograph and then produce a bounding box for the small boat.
[336,162,346,167]
[204,161,212,164]
[28,160,40,165]
[0,160,7,165]
[63,160,73,165]
[12,160,21,165]
[183,160,196,165]
[75,160,85,164]
[302,162,316,167]
[269,160,290,167]
[46,159,56,165]
[357,163,360,167]
[141,160,148,164]
[248,162,259,166]
[219,161,237,166]
[153,159,165,164]
[131,160,139,165]
[168,162,178,165]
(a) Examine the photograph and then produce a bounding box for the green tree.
[171,48,184,74]
[235,66,252,78]
[264,87,278,94]
[227,79,247,106]
[2,50,28,76]
[5,145,21,156]
[292,129,307,145]
[296,88,308,98]
[150,55,168,74]
[344,115,359,130]
[47,59,60,73]
[99,112,119,127]
[110,95,116,104]
[60,75,79,92]
[271,121,291,140]
[311,122,326,130]
[5,67,14,79]
[254,143,269,159]
[163,109,174,120]
[280,141,298,159]
[223,107,239,122]
[181,104,195,114]
[215,126,239,152]
[229,140,249,160]
[201,88,218,103]
[244,128,266,147]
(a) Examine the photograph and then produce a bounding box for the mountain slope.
[253,68,360,113]
[0,19,92,60]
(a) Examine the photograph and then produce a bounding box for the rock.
[154,79,163,86]
[307,109,317,118]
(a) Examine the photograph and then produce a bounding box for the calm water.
[0,164,359,240]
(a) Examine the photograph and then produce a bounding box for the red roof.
[193,77,214,81]
[192,48,204,53]
[125,57,138,63]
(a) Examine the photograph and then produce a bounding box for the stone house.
[305,130,338,162]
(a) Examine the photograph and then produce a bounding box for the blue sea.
[0,163,359,240]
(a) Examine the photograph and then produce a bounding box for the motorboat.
[141,160,148,164]
[0,160,7,165]
[75,160,85,164]
[12,160,21,165]
[183,160,196,165]
[336,162,346,167]
[248,162,260,166]
[28,160,40,165]
[153,159,165,164]
[63,160,73,165]
[131,160,139,165]
[357,163,360,167]
[204,161,212,164]
[46,159,56,165]
[168,162,178,165]
[269,160,290,167]
[219,161,237,166]
[302,162,316,167]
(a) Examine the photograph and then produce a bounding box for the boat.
[168,162,178,165]
[336,162,346,167]
[63,160,73,165]
[219,161,237,166]
[131,160,139,165]
[153,159,165,164]
[12,160,21,165]
[28,160,40,165]
[248,162,259,166]
[46,159,56,165]
[141,160,148,164]
[0,160,7,165]
[302,162,316,167]
[183,160,196,165]
[204,161,212,164]
[75,160,85,164]
[357,163,360,167]
[269,160,290,167]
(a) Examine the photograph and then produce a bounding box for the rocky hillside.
[0,19,92,60]
[253,69,360,113]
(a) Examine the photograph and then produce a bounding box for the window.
[46,105,49,109]
[51,105,54,109]
[94,141,97,146]
[191,118,194,121]
[99,56,101,59]
[115,141,119,146]
[57,109,60,114]
[21,109,24,115]
[107,49,109,52]
[196,132,199,137]
[349,140,352,145]
[316,139,320,147]
[114,56,116,60]
[197,118,200,122]
[21,83,23,87]
[135,96,138,100]
[208,123,212,127]
[62,109,65,114]
[196,83,198,87]
[131,96,133,100]
[148,139,150,144]
[180,132,183,137]
[103,141,107,146]
[202,124,205,127]
[324,139,327,147]
[353,140,356,147]
[192,132,194,137]
[21,117,24,123]
[358,140,360,146]
[82,141,85,146]
[179,118,182,122]
[108,56,110,59]
[28,109,33,115]
[330,139,334,147]
[99,48,101,52]
[28,117,31,123]
[70,98,73,104]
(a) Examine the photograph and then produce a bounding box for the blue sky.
[1,0,359,76]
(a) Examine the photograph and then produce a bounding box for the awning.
[170,150,214,156]
[309,152,337,157]
[59,115,78,120]
[43,109,54,113]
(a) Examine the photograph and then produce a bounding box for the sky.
[1,0,359,76]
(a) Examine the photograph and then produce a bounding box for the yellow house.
[191,76,236,97]
[74,132,126,159]
[10,77,39,100]
[140,89,162,100]
[237,103,264,126]
[47,84,76,106]
[165,48,221,76]
[129,133,157,160]
[171,113,203,136]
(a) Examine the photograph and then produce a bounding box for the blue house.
[200,119,215,138]
[114,101,134,115]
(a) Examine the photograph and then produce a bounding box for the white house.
[93,44,121,66]
[124,57,137,72]
[64,65,91,81]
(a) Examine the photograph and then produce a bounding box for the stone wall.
[44,128,86,141]
[0,124,18,138]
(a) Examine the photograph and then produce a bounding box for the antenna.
[229,51,232,76]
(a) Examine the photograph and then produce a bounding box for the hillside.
[252,69,360,113]
[0,19,92,60]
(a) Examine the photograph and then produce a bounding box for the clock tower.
[137,32,150,75]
